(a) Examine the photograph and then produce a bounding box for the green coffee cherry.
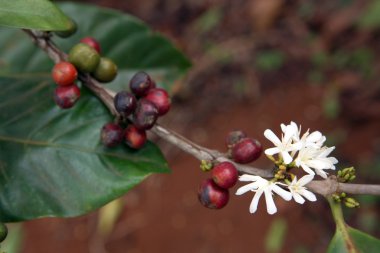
[68,43,100,73]
[54,19,77,38]
[0,222,7,243]
[92,57,118,83]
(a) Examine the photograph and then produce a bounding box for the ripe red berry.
[100,123,124,147]
[145,88,171,116]
[133,99,158,130]
[80,37,101,53]
[225,130,247,149]
[198,178,229,209]
[124,125,147,149]
[52,61,78,86]
[130,71,154,97]
[114,91,136,117]
[54,84,80,109]
[212,162,238,189]
[232,138,262,164]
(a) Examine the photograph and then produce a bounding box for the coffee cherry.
[92,57,117,83]
[212,162,238,189]
[145,88,171,116]
[226,130,247,149]
[232,138,262,164]
[198,178,229,209]
[101,123,124,147]
[0,222,7,243]
[129,71,153,97]
[114,91,136,117]
[52,61,78,86]
[54,84,80,109]
[54,18,77,38]
[133,99,158,130]
[68,43,100,73]
[124,125,147,149]
[80,37,101,53]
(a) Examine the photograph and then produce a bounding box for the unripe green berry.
[0,222,7,243]
[54,19,77,38]
[92,57,118,83]
[68,43,100,73]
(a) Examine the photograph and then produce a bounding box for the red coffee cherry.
[114,91,136,117]
[232,138,262,164]
[145,88,171,116]
[225,130,247,149]
[54,84,80,109]
[52,61,78,86]
[124,125,147,149]
[198,178,229,209]
[80,36,101,53]
[212,162,238,189]
[129,71,154,97]
[100,123,124,148]
[133,99,158,130]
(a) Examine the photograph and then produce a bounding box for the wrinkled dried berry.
[232,138,262,164]
[225,130,247,149]
[129,71,153,97]
[101,123,124,147]
[114,91,136,117]
[145,88,171,116]
[54,84,80,109]
[212,162,238,189]
[133,99,158,130]
[125,125,147,149]
[198,178,229,209]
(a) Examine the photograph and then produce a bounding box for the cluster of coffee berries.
[197,130,262,210]
[101,71,171,149]
[198,161,238,209]
[51,36,117,109]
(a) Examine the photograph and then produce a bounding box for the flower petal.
[236,182,260,195]
[307,131,322,143]
[264,188,277,215]
[265,147,280,156]
[264,129,281,146]
[249,188,264,214]
[239,174,262,182]
[300,164,316,176]
[272,184,292,201]
[297,175,314,186]
[281,151,293,164]
[293,192,305,204]
[301,189,317,201]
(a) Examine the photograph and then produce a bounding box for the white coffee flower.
[236,175,292,215]
[264,123,302,164]
[295,146,338,178]
[288,175,317,204]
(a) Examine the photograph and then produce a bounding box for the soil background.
[18,0,380,253]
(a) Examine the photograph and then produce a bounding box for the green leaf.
[327,226,380,253]
[0,2,191,222]
[0,0,72,31]
[327,197,380,253]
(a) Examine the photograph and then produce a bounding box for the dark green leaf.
[0,0,72,31]
[0,2,191,221]
[327,225,380,253]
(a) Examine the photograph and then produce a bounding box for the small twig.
[23,29,380,197]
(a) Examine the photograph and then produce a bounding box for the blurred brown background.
[11,0,380,252]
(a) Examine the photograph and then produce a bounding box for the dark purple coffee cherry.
[212,162,238,189]
[100,123,124,147]
[129,71,153,97]
[145,88,171,116]
[133,98,158,130]
[124,125,147,149]
[54,84,80,109]
[0,222,7,243]
[114,91,136,117]
[198,178,229,209]
[232,138,262,164]
[225,130,247,149]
